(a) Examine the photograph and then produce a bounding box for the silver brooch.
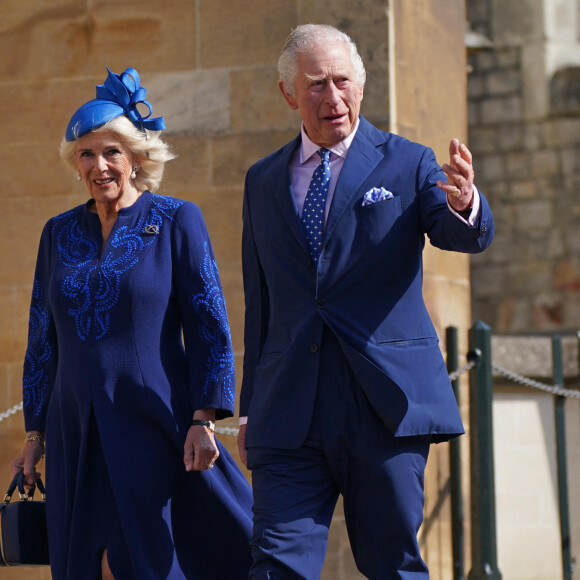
[143,224,159,235]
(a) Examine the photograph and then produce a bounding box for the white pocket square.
[361,187,394,206]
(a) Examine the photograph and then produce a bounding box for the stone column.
[393,1,473,577]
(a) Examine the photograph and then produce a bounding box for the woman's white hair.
[59,116,175,193]
[278,24,366,97]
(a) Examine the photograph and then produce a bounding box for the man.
[238,23,493,579]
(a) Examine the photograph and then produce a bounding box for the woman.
[10,67,253,579]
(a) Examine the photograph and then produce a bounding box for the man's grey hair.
[278,24,366,97]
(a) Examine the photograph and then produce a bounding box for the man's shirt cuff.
[448,185,481,226]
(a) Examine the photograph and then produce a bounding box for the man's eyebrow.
[304,72,352,83]
[304,73,327,82]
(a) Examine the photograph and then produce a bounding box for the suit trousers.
[247,328,431,579]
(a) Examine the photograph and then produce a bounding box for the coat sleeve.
[416,147,494,253]
[23,222,58,432]
[239,174,270,418]
[171,202,235,419]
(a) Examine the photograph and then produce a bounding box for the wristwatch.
[191,419,215,432]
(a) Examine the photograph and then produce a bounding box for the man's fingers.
[437,180,461,196]
[458,142,472,165]
[237,424,248,467]
[447,140,474,181]
[449,139,471,163]
[449,138,460,158]
[446,153,473,177]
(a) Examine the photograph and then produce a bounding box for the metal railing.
[447,322,577,580]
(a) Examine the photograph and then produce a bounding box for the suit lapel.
[267,135,312,256]
[265,119,391,260]
[323,117,387,246]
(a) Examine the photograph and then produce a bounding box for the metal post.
[446,326,464,580]
[553,336,572,580]
[467,321,501,580]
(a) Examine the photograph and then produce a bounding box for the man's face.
[280,42,364,148]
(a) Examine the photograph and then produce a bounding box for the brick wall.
[468,0,580,333]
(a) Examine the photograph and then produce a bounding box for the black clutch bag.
[0,473,49,567]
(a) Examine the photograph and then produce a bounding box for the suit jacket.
[240,116,494,449]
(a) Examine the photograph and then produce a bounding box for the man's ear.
[278,81,298,110]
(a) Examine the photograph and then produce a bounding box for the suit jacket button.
[309,344,318,353]
[317,300,324,308]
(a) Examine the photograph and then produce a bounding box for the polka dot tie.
[302,148,331,264]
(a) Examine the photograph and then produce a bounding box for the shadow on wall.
[550,66,580,116]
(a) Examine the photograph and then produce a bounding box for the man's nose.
[324,82,342,105]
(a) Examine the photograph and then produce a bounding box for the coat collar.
[269,134,311,256]
[323,117,388,245]
[268,116,391,260]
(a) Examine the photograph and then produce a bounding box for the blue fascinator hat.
[65,67,166,141]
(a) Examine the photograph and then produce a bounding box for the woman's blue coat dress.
[22,192,253,579]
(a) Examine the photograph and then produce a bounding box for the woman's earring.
[77,173,82,181]
[131,166,138,180]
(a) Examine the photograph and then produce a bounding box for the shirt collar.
[299,117,360,164]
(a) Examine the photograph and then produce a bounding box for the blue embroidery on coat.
[56,195,184,341]
[23,279,54,416]
[191,242,235,404]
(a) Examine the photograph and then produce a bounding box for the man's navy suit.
[240,116,494,578]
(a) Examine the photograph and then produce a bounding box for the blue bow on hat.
[65,67,166,141]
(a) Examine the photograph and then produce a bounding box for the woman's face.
[74,131,137,206]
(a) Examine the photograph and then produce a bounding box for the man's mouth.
[324,113,348,122]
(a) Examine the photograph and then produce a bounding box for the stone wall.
[467,0,580,333]
[0,1,471,578]
[392,2,474,577]
[467,2,580,578]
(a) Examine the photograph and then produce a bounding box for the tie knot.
[317,148,330,164]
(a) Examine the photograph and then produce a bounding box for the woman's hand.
[183,409,219,472]
[10,434,44,486]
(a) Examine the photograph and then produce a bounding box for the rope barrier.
[448,348,481,382]
[214,425,240,436]
[447,347,580,399]
[493,364,580,399]
[0,401,23,423]
[448,360,477,383]
[0,400,241,435]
